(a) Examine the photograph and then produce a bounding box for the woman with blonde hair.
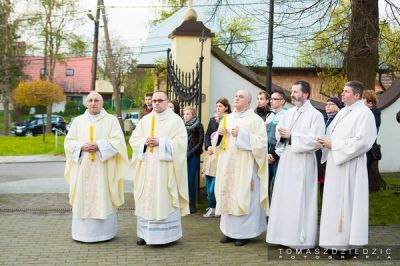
[183,106,204,213]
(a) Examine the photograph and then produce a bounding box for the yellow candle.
[150,115,155,152]
[221,115,227,150]
[89,124,95,161]
[223,115,227,128]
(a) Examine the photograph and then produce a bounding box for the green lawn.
[0,114,4,132]
[370,189,400,225]
[370,174,400,225]
[0,135,65,155]
[0,134,133,157]
[383,173,400,185]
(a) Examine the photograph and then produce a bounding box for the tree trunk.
[46,104,52,134]
[100,0,124,131]
[345,0,379,90]
[2,97,10,136]
[367,157,386,193]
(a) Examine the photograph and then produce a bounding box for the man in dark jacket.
[255,91,271,121]
[139,92,153,119]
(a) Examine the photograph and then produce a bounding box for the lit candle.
[221,115,227,150]
[150,115,155,152]
[89,124,95,161]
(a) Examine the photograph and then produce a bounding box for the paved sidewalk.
[0,177,133,194]
[0,193,399,265]
[0,155,66,164]
[0,156,399,265]
[0,155,134,194]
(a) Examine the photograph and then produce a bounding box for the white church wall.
[209,55,293,117]
[378,98,400,172]
[209,56,265,115]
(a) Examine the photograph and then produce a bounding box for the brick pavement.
[0,193,399,265]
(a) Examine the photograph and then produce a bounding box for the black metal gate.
[166,48,204,207]
[166,48,203,120]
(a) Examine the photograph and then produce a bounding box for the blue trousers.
[269,160,279,202]
[187,156,200,207]
[205,175,216,208]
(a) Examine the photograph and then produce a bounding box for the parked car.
[129,111,139,126]
[123,111,139,132]
[66,117,75,133]
[11,115,67,136]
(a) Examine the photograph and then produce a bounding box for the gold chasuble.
[64,110,128,219]
[215,109,269,216]
[130,108,189,221]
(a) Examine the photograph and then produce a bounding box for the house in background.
[22,56,125,111]
[22,56,92,111]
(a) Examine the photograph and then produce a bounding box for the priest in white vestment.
[318,81,377,256]
[64,92,129,243]
[266,81,325,249]
[130,91,189,246]
[214,89,269,247]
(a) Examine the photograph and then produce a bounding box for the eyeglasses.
[270,98,283,101]
[152,99,166,103]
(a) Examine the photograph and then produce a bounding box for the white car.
[129,112,139,126]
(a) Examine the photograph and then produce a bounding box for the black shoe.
[136,237,146,246]
[220,235,235,244]
[190,207,197,214]
[234,239,249,246]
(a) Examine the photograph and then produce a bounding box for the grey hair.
[247,90,252,103]
[236,89,252,105]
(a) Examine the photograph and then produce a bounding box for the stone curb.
[0,155,66,164]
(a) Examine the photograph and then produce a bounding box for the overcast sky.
[79,0,158,47]
[13,0,160,55]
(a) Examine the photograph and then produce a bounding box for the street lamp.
[87,0,100,91]
[266,0,274,95]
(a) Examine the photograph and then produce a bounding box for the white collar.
[86,109,107,123]
[346,100,364,111]
[296,100,311,113]
[152,108,171,121]
[233,107,252,118]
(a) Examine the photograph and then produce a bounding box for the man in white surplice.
[215,89,269,247]
[64,92,129,243]
[318,81,377,258]
[266,81,325,249]
[129,91,189,246]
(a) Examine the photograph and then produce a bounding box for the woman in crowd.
[202,98,231,217]
[183,106,204,214]
[316,96,343,202]
[363,90,386,192]
[167,99,181,115]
